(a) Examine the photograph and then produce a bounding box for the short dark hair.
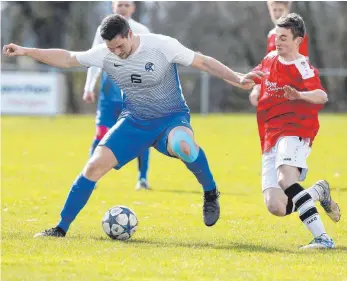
[100,14,130,40]
[276,13,305,39]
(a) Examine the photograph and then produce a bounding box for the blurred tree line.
[1,1,347,113]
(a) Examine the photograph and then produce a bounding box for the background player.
[83,1,151,190]
[251,13,340,249]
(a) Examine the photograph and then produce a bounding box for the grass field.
[2,114,347,281]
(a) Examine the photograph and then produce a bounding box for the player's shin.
[57,174,96,233]
[138,148,150,180]
[286,183,327,238]
[183,148,220,226]
[183,148,216,192]
[169,128,219,226]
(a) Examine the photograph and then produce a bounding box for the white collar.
[278,55,306,65]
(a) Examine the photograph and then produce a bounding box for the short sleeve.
[295,59,325,92]
[91,26,104,47]
[140,25,150,34]
[303,68,326,92]
[144,26,150,34]
[72,44,108,68]
[160,36,195,66]
[252,62,263,73]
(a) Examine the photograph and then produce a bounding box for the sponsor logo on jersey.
[145,62,155,72]
[265,79,285,91]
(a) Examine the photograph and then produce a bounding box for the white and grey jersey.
[75,34,195,120]
[84,18,150,93]
[128,18,150,34]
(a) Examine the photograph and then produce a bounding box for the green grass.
[2,114,347,281]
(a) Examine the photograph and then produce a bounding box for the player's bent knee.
[84,161,104,181]
[265,200,286,217]
[83,146,118,181]
[263,188,287,216]
[170,130,199,163]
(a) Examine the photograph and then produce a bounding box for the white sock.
[306,184,321,202]
[293,190,327,238]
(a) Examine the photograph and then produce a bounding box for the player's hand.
[83,91,96,103]
[283,85,301,100]
[240,71,264,85]
[2,43,27,57]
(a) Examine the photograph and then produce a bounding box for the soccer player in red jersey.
[251,13,340,249]
[249,1,309,107]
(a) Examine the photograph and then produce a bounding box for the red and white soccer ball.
[102,205,138,240]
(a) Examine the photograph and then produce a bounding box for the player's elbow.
[61,62,73,69]
[249,85,260,106]
[322,91,328,104]
[318,90,328,104]
[58,58,75,68]
[249,92,259,107]
[64,59,78,68]
[191,53,210,73]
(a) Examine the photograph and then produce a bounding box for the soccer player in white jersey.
[3,14,262,237]
[84,1,152,191]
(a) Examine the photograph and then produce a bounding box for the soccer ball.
[102,205,138,240]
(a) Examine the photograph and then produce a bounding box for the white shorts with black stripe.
[262,136,312,192]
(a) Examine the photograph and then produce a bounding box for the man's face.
[268,2,289,24]
[112,1,135,18]
[105,32,133,59]
[275,27,302,56]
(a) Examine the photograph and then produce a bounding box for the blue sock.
[183,148,216,192]
[89,138,100,157]
[138,149,150,180]
[58,174,96,233]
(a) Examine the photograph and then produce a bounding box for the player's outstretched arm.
[3,43,82,68]
[283,86,328,104]
[190,52,263,89]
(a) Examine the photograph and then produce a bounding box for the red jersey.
[253,51,326,152]
[267,27,309,57]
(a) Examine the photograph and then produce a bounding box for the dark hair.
[100,14,130,40]
[276,13,305,38]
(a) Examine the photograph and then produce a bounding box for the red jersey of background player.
[253,51,325,152]
[267,27,309,56]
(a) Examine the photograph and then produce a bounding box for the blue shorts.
[96,100,123,128]
[99,112,192,169]
[96,72,123,128]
